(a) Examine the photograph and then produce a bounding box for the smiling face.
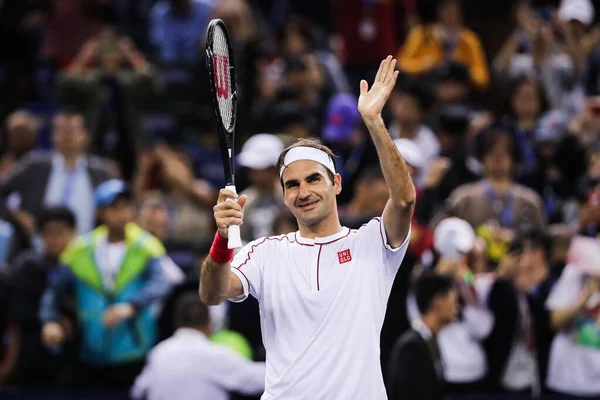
[281,160,341,229]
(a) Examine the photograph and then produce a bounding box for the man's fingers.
[360,80,368,96]
[237,194,248,208]
[374,59,385,83]
[379,55,392,83]
[214,200,243,213]
[384,59,397,85]
[215,209,243,219]
[218,217,243,230]
[218,188,239,203]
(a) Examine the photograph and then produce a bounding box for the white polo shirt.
[230,216,410,400]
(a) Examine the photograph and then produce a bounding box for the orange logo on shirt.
[338,249,352,264]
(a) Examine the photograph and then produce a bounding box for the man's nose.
[298,183,311,199]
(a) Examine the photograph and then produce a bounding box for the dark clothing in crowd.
[387,328,446,400]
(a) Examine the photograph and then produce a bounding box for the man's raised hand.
[213,189,247,239]
[358,56,399,121]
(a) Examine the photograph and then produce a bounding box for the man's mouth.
[297,200,318,211]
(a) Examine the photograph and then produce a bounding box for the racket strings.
[213,25,234,131]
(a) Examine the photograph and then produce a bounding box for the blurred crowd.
[2,0,600,399]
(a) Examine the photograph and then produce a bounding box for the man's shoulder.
[392,329,423,356]
[240,233,295,252]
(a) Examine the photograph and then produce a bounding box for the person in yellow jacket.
[397,0,489,90]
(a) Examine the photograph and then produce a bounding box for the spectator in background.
[40,180,170,388]
[493,3,579,112]
[39,0,107,68]
[388,80,438,184]
[393,139,435,260]
[576,146,600,236]
[426,104,480,204]
[55,29,161,181]
[387,272,459,400]
[435,127,546,264]
[430,62,473,111]
[133,144,216,250]
[339,166,389,229]
[0,108,115,246]
[544,264,600,397]
[501,77,550,177]
[484,234,554,396]
[0,110,40,179]
[332,0,400,94]
[276,16,351,94]
[0,207,77,387]
[397,0,490,90]
[149,0,214,65]
[136,196,186,285]
[237,134,285,243]
[414,217,494,393]
[321,93,378,205]
[131,293,265,400]
[519,110,572,224]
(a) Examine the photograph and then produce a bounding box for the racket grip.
[225,185,243,249]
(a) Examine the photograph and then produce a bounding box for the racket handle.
[225,185,243,249]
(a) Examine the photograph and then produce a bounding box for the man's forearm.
[364,116,416,206]
[199,256,231,305]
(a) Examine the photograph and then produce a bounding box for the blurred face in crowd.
[52,113,87,156]
[436,80,467,104]
[588,152,600,178]
[354,177,389,215]
[282,160,341,229]
[433,288,459,325]
[249,167,278,191]
[390,92,422,128]
[519,239,546,271]
[41,220,76,259]
[100,197,135,234]
[137,204,169,242]
[7,111,38,154]
[438,0,462,28]
[532,20,554,53]
[283,27,309,55]
[512,80,542,122]
[100,46,123,74]
[483,136,514,180]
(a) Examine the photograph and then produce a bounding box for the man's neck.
[107,230,125,243]
[518,118,537,131]
[421,314,442,336]
[61,153,80,170]
[298,213,343,239]
[488,176,513,194]
[398,123,419,140]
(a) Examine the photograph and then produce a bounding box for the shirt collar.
[52,152,87,171]
[412,318,433,341]
[175,327,208,341]
[294,227,350,245]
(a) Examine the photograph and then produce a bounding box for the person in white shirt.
[200,56,415,400]
[131,293,265,400]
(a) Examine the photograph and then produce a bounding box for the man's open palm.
[358,56,399,120]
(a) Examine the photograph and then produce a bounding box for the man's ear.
[334,173,342,195]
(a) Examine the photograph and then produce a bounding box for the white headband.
[279,147,336,178]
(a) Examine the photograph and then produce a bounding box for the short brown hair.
[276,138,337,186]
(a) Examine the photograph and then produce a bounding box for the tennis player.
[200,56,415,399]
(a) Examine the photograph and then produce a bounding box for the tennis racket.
[206,19,242,249]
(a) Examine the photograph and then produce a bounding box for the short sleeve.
[546,265,584,310]
[229,238,266,303]
[354,217,410,276]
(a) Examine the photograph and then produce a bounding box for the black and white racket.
[206,19,242,249]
